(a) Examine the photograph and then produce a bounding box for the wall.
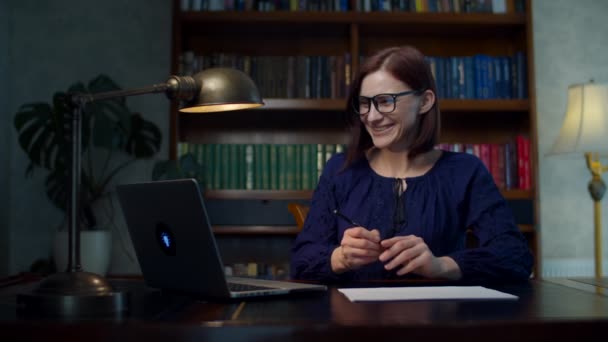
[5,0,172,275]
[534,0,608,277]
[0,0,10,277]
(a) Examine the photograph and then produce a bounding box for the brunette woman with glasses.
[290,45,532,284]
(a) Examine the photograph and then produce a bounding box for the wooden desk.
[1,276,607,341]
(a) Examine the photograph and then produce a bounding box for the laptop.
[116,178,327,299]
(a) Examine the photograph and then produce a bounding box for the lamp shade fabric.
[549,82,608,155]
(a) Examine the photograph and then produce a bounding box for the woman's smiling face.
[359,69,422,152]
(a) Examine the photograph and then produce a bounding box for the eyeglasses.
[353,90,422,115]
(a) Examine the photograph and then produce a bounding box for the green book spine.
[261,144,270,190]
[310,144,318,189]
[221,144,231,189]
[316,143,325,180]
[293,144,304,190]
[204,144,214,190]
[213,144,222,190]
[278,145,287,190]
[300,144,310,190]
[286,144,296,190]
[245,144,254,190]
[228,144,238,189]
[254,144,263,189]
[269,144,279,190]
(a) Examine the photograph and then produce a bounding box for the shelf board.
[257,98,529,112]
[206,189,532,200]
[180,11,525,27]
[212,225,300,235]
[502,189,534,200]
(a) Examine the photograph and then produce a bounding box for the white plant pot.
[53,230,112,276]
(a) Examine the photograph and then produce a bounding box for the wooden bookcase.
[169,0,539,276]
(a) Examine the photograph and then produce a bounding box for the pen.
[333,209,361,227]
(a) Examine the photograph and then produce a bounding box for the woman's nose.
[365,104,384,121]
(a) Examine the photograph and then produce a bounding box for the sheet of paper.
[338,286,518,302]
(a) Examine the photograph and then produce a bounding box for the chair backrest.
[287,203,310,231]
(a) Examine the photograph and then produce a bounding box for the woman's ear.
[418,90,436,115]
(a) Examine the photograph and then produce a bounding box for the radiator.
[541,258,607,278]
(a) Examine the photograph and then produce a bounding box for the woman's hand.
[331,227,382,273]
[379,235,462,280]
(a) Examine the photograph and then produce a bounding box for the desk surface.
[1,276,608,341]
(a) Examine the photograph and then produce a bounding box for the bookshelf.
[169,0,538,276]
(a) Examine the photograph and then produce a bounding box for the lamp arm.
[72,75,198,105]
[65,75,198,272]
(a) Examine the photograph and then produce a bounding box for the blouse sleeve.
[290,156,348,282]
[448,161,533,283]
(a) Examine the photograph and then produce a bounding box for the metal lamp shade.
[180,68,264,113]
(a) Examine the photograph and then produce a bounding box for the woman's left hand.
[379,235,461,280]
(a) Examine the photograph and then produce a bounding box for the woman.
[290,46,533,283]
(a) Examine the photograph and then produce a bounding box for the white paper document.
[338,286,518,302]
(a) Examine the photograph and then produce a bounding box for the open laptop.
[116,178,326,300]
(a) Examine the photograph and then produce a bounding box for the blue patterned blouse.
[290,151,533,283]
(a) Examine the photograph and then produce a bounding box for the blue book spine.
[464,56,475,99]
[493,57,503,98]
[486,55,495,99]
[473,54,486,99]
[515,51,527,99]
[501,56,512,99]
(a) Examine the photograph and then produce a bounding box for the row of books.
[179,137,530,191]
[178,143,347,190]
[181,53,351,99]
[180,0,524,13]
[224,262,290,280]
[437,135,531,190]
[180,52,527,100]
[355,0,522,13]
[428,53,527,100]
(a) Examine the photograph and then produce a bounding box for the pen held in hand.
[333,209,361,227]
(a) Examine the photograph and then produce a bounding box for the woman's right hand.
[331,227,382,273]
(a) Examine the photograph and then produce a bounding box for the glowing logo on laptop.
[155,222,176,256]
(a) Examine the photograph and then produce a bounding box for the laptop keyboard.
[228,282,277,292]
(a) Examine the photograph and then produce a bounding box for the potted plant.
[14,74,162,275]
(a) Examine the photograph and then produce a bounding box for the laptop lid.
[116,179,326,299]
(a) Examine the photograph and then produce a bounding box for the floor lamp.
[548,80,608,279]
[17,68,264,317]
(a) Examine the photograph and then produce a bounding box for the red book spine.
[480,143,492,174]
[516,135,530,190]
[490,144,505,189]
[497,143,506,189]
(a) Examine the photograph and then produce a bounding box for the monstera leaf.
[14,75,162,228]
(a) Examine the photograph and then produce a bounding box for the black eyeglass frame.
[353,89,423,115]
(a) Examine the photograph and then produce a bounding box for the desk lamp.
[17,68,263,317]
[548,80,608,279]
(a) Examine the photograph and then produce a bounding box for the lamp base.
[16,271,129,318]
